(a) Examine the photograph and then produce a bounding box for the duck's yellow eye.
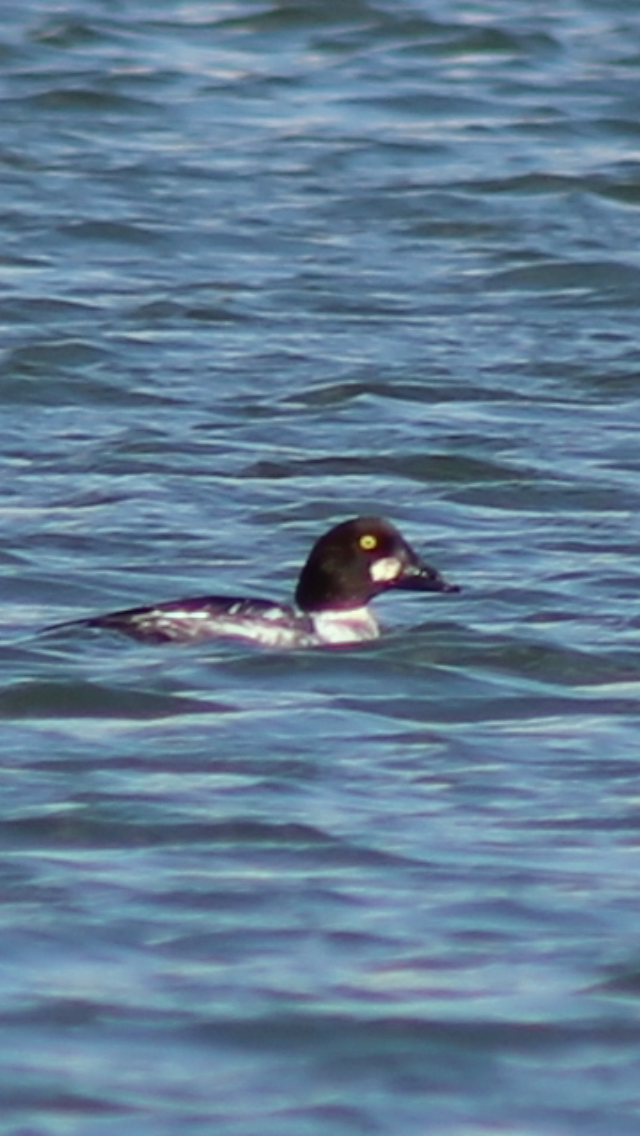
[359,533,377,551]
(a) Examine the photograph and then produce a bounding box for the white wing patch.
[129,604,318,648]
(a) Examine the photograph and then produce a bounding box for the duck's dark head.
[294,516,459,613]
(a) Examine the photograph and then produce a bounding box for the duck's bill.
[395,560,460,594]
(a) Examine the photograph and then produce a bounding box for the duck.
[55,516,459,648]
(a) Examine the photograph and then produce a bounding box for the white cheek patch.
[370,556,403,583]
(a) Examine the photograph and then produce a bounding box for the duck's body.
[88,596,318,649]
[57,517,459,648]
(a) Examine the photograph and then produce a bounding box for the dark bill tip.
[437,579,461,594]
[395,561,461,594]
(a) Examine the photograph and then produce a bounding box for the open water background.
[2,1,640,1132]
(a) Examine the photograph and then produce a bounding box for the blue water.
[2,1,640,1132]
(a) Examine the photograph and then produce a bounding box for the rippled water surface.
[3,1,640,1133]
